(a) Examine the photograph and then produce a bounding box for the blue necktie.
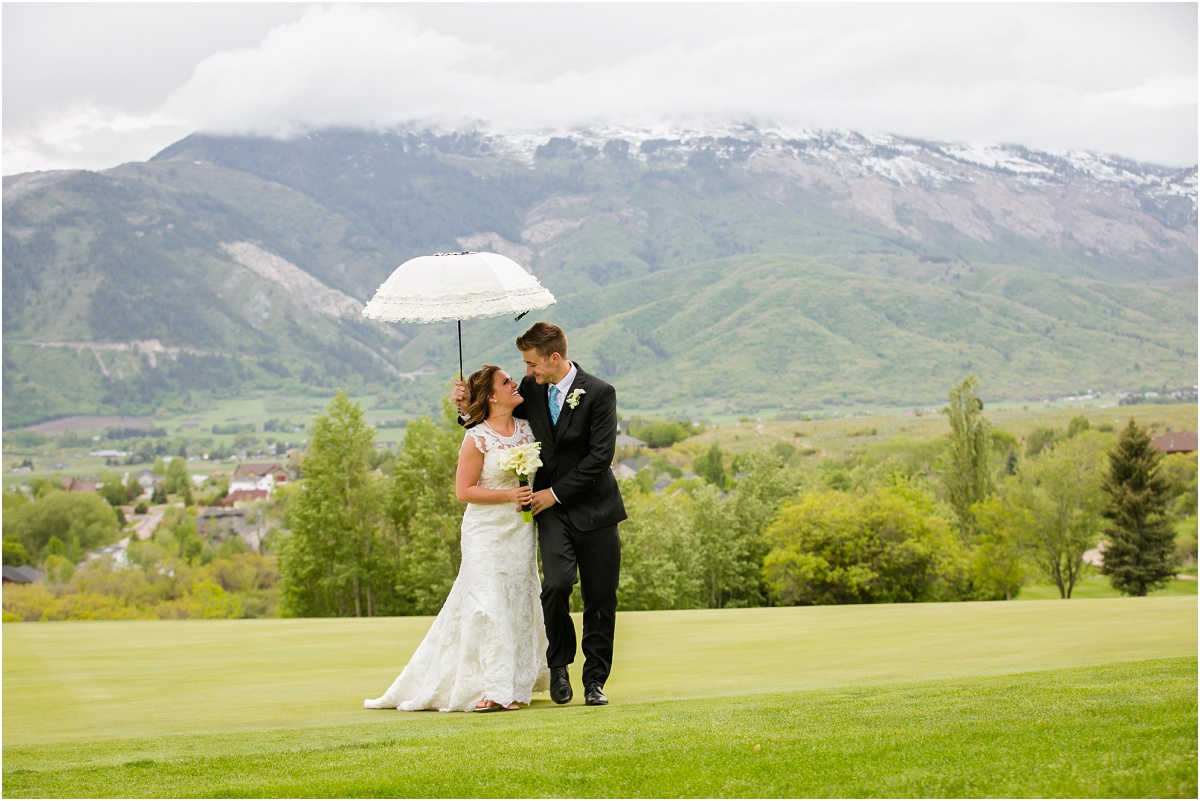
[549,385,561,424]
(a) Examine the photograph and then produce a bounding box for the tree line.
[4,505,276,621]
[4,376,1194,621]
[277,377,1193,617]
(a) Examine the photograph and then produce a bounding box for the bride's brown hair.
[463,364,503,427]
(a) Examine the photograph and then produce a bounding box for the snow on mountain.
[448,123,1195,266]
[473,124,1196,217]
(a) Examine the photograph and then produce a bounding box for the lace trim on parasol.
[361,285,556,323]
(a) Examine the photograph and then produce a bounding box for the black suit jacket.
[513,363,627,532]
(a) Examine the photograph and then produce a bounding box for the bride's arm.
[455,438,533,508]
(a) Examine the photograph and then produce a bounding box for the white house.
[228,472,276,497]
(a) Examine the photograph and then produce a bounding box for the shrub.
[763,485,967,605]
[40,592,146,621]
[2,490,122,562]
[153,581,243,619]
[3,539,32,567]
[628,419,698,448]
[2,583,57,621]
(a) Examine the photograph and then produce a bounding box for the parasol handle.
[458,320,463,380]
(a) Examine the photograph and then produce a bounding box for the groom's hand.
[530,488,557,516]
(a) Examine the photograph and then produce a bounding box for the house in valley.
[225,489,270,505]
[1152,430,1198,455]
[62,476,100,493]
[233,462,289,485]
[2,566,43,584]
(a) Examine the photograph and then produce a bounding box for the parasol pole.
[458,320,463,379]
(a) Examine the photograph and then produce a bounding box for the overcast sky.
[3,2,1196,175]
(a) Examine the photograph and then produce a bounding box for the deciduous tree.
[1025,427,1059,458]
[616,489,704,610]
[693,450,797,608]
[278,391,391,617]
[762,484,965,605]
[98,471,130,507]
[1016,432,1109,598]
[163,457,191,495]
[938,375,993,541]
[693,441,728,489]
[388,402,463,615]
[628,419,697,448]
[1066,416,1092,439]
[969,495,1027,600]
[1,490,121,562]
[1159,451,1198,519]
[3,539,31,566]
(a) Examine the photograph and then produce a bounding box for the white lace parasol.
[361,251,556,376]
[362,251,555,323]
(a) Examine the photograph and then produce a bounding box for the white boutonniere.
[566,388,586,409]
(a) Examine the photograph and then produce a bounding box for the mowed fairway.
[4,598,1196,798]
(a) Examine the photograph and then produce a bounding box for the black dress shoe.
[550,666,572,705]
[584,684,608,706]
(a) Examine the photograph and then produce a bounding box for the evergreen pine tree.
[1101,419,1176,596]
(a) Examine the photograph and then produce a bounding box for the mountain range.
[2,124,1196,427]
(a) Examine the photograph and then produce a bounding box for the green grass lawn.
[1018,575,1198,600]
[4,598,1196,797]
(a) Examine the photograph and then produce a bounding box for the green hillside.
[2,166,417,427]
[436,253,1197,415]
[2,129,1195,427]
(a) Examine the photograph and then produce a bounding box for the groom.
[454,322,626,706]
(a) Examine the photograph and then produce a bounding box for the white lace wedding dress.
[364,419,550,712]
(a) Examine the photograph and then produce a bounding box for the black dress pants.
[537,507,621,688]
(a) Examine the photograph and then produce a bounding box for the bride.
[365,364,550,712]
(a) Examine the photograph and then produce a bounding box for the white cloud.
[3,100,192,174]
[3,2,1196,174]
[163,5,511,137]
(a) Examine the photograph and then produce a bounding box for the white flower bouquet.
[496,442,543,522]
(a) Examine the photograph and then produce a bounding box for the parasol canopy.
[362,251,556,376]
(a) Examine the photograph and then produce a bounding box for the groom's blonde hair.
[516,322,567,360]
